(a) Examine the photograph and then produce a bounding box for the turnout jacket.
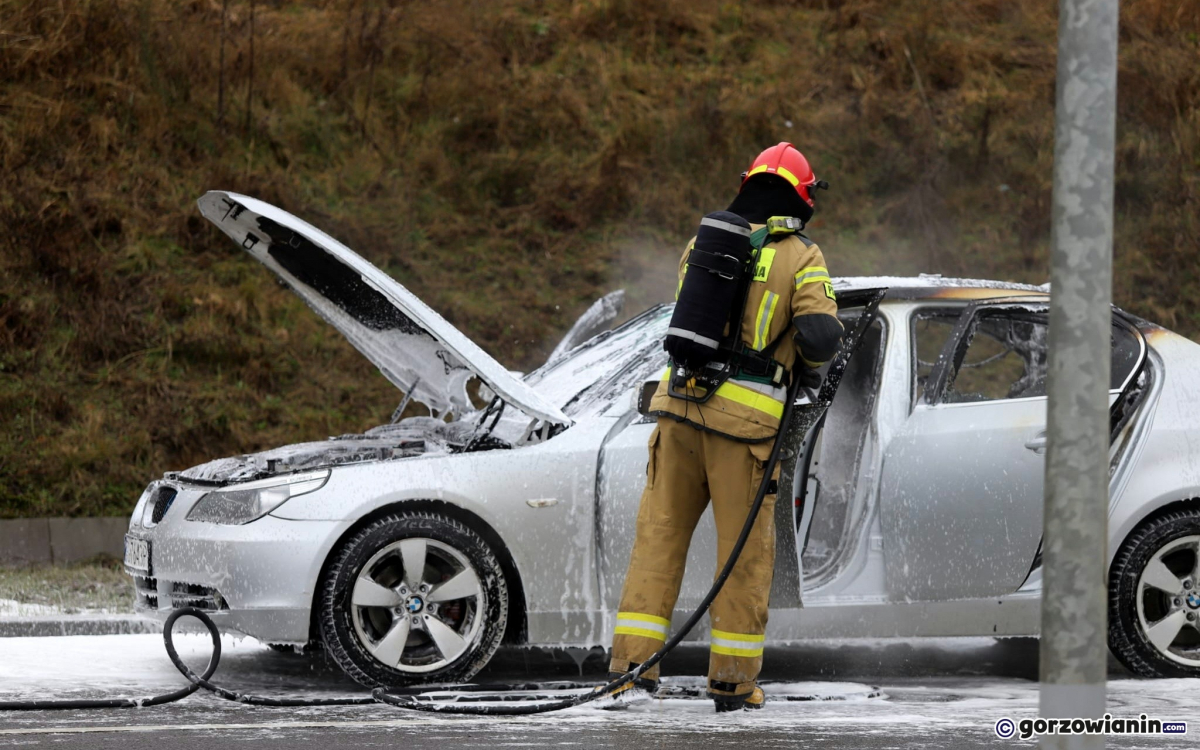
[649,226,842,442]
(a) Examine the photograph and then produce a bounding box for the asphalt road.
[1,637,1195,749]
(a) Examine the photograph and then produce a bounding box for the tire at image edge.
[1108,508,1200,678]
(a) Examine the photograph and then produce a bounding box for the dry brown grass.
[1,0,1197,515]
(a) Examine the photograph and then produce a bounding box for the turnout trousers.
[609,417,779,697]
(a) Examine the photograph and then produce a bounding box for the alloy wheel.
[1135,534,1200,667]
[350,537,486,673]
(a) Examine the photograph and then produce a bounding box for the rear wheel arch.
[1111,496,1200,574]
[310,499,528,647]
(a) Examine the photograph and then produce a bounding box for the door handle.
[1025,433,1047,455]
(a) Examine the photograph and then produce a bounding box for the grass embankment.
[1,0,1197,516]
[0,558,132,614]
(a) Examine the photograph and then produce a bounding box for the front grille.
[151,486,178,524]
[133,575,227,612]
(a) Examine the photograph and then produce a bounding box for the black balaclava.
[726,173,813,226]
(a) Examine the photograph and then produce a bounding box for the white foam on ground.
[0,633,266,699]
[0,634,1197,746]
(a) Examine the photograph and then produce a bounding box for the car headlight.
[186,470,330,525]
[130,485,155,530]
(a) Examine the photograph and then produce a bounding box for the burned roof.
[833,275,1049,301]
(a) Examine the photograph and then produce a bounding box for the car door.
[878,300,1147,602]
[597,413,723,611]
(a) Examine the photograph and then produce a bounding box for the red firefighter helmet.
[740,142,819,208]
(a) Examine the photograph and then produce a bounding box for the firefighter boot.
[600,671,657,710]
[711,685,766,713]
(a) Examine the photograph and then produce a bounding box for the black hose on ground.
[0,607,222,711]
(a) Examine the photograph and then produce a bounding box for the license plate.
[124,535,151,574]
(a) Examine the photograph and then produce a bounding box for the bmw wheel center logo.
[1187,593,1200,610]
[406,596,424,613]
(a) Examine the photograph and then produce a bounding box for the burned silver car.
[125,192,1200,685]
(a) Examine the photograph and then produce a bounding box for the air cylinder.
[664,211,753,370]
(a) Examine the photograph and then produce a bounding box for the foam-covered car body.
[124,193,1200,680]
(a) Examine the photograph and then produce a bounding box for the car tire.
[1109,509,1200,677]
[318,510,509,688]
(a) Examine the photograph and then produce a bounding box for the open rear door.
[772,289,887,607]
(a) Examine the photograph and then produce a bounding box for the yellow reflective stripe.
[731,378,785,400]
[711,643,765,657]
[663,367,784,419]
[711,629,765,642]
[714,380,784,420]
[615,611,670,641]
[795,266,831,288]
[796,273,832,284]
[617,612,671,628]
[746,163,800,187]
[615,626,668,641]
[775,165,800,186]
[710,629,766,657]
[752,293,770,350]
[763,293,779,348]
[752,291,779,351]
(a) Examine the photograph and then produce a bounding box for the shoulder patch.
[824,281,837,300]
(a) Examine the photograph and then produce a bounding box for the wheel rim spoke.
[399,538,428,590]
[424,615,469,662]
[352,576,403,608]
[1191,540,1200,582]
[351,536,487,673]
[370,616,412,667]
[428,568,481,603]
[1146,610,1188,653]
[1141,557,1184,596]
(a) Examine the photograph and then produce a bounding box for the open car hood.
[197,191,570,426]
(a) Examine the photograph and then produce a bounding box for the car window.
[941,312,1142,404]
[910,312,959,404]
[944,313,1048,403]
[1111,321,1143,390]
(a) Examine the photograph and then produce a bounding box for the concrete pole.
[1039,0,1118,747]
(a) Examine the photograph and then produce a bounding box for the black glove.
[797,366,822,389]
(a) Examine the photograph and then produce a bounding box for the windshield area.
[525,305,671,418]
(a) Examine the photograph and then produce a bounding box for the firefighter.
[608,143,843,712]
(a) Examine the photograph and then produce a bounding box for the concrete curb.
[0,616,157,638]
[0,518,128,565]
